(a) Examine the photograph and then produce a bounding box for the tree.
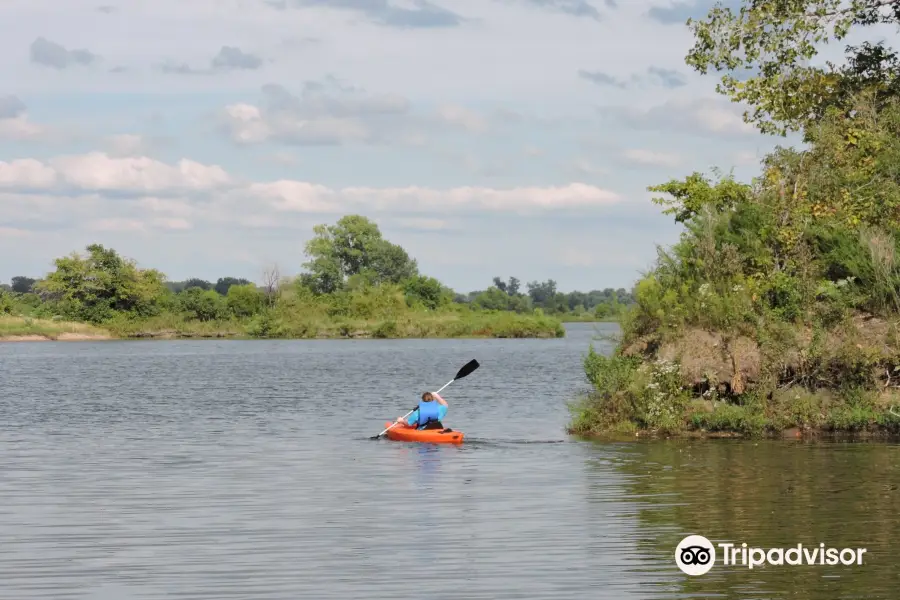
[492,277,508,293]
[10,276,36,294]
[262,265,282,308]
[300,215,418,294]
[472,287,513,311]
[648,169,752,224]
[403,275,450,310]
[178,287,227,321]
[215,277,251,296]
[182,278,212,291]
[34,244,168,323]
[685,0,900,137]
[507,276,521,296]
[226,284,264,317]
[526,279,557,305]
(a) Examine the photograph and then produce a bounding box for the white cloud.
[733,150,761,166]
[104,134,156,157]
[0,153,232,194]
[219,79,414,146]
[0,152,622,230]
[0,0,778,291]
[380,217,451,231]
[0,114,46,141]
[0,226,31,237]
[622,148,681,167]
[602,96,758,138]
[436,104,489,133]
[570,158,609,176]
[252,180,620,214]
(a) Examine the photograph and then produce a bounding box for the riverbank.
[0,316,113,341]
[0,310,565,341]
[567,311,900,439]
[556,313,620,323]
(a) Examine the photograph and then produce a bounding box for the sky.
[0,0,803,293]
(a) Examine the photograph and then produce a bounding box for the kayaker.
[396,391,448,430]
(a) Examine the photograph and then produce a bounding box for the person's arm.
[433,392,447,407]
[398,409,418,425]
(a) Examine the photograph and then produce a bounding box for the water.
[0,322,897,599]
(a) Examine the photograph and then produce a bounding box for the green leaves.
[300,215,419,294]
[685,0,900,136]
[33,244,168,323]
[648,170,752,224]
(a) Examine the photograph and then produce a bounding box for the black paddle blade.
[454,359,479,380]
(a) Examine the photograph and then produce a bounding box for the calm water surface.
[0,322,898,599]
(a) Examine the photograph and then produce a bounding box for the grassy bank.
[0,315,112,341]
[557,313,621,323]
[0,309,564,341]
[101,308,565,340]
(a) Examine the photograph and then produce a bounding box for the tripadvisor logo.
[676,535,716,575]
[675,535,867,575]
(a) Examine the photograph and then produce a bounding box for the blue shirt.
[406,403,447,428]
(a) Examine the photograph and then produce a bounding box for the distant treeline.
[458,277,634,318]
[2,272,634,320]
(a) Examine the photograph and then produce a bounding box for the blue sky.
[0,0,799,293]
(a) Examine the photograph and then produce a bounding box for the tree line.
[0,215,633,324]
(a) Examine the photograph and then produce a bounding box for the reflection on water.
[588,439,900,600]
[0,324,897,599]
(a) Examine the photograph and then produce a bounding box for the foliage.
[226,284,265,318]
[649,169,752,223]
[402,275,453,310]
[570,0,900,437]
[10,276,36,294]
[33,244,169,324]
[299,215,418,294]
[5,216,590,340]
[685,0,900,137]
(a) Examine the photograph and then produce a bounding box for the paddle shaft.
[377,378,454,437]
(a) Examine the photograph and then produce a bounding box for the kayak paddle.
[372,358,480,439]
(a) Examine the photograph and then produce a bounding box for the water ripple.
[0,324,896,599]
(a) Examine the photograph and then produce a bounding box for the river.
[0,322,897,599]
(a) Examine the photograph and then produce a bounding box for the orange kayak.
[383,422,465,444]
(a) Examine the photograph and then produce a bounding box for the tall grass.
[0,315,111,339]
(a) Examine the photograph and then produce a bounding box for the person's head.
[421,392,434,402]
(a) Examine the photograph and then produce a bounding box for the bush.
[178,288,228,321]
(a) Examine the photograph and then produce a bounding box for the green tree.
[300,215,418,293]
[507,276,521,296]
[10,276,36,294]
[178,287,228,321]
[526,279,557,306]
[403,275,450,310]
[34,244,168,323]
[215,277,251,296]
[472,287,512,311]
[182,278,213,291]
[685,0,900,137]
[226,284,264,317]
[648,170,752,224]
[0,289,14,314]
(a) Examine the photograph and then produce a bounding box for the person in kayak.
[395,391,448,430]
